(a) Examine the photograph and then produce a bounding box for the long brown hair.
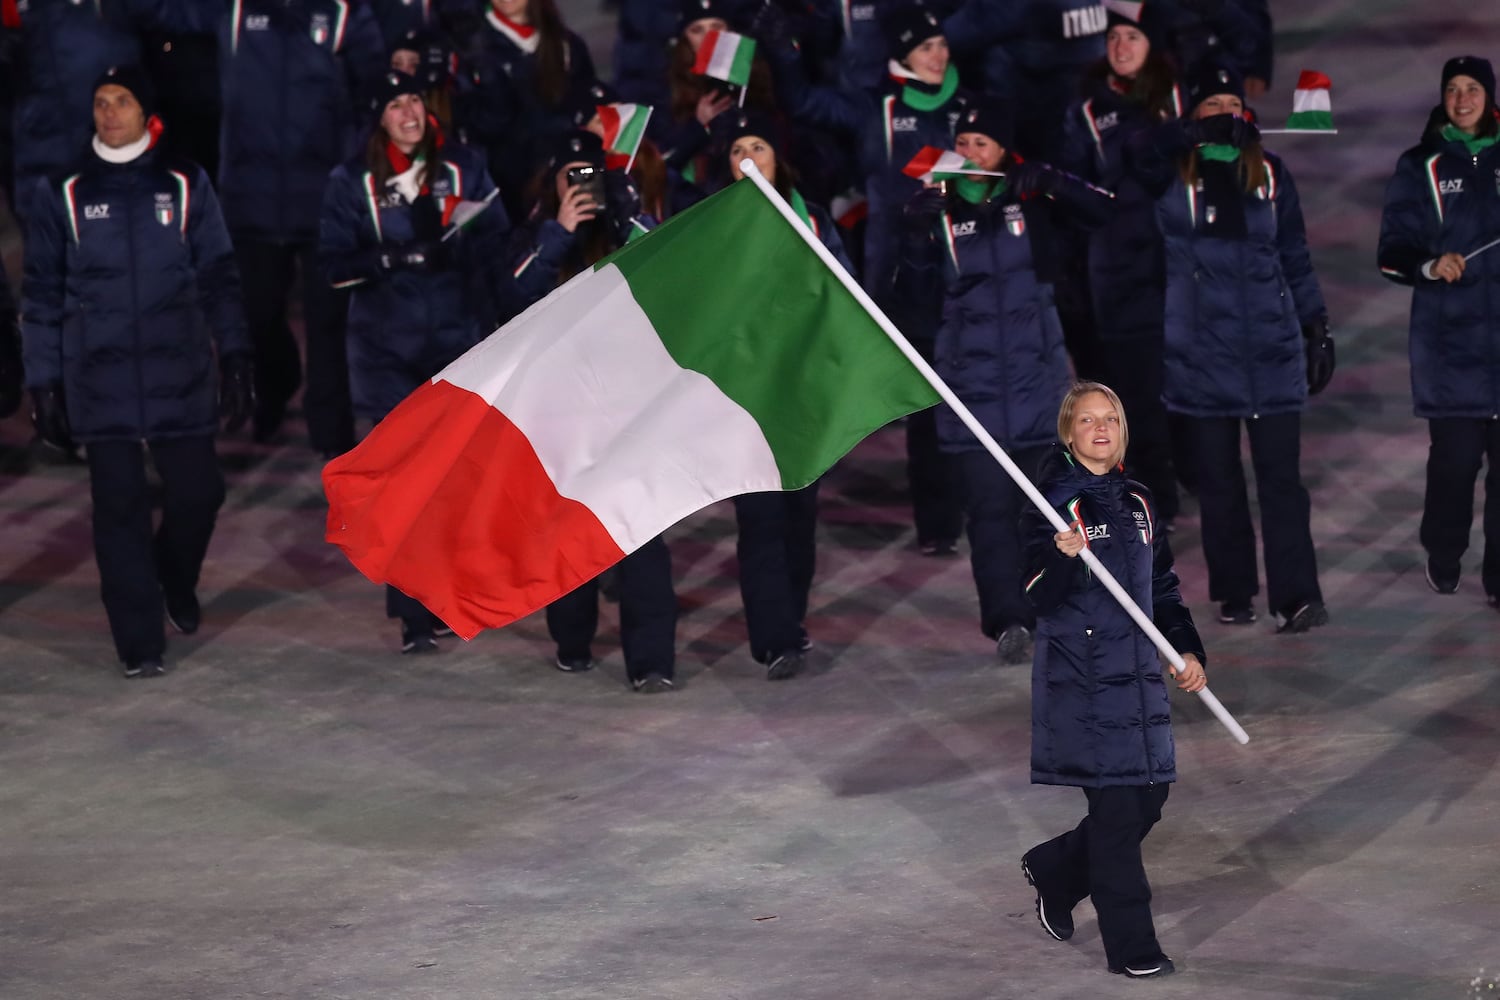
[1178,140,1268,194]
[528,0,573,107]
[1083,47,1180,122]
[364,108,440,191]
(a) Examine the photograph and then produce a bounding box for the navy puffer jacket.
[320,142,511,420]
[1060,74,1184,342]
[21,144,249,441]
[1131,129,1326,418]
[1377,113,1500,419]
[858,77,975,304]
[1024,446,1204,788]
[894,174,1112,452]
[217,0,386,242]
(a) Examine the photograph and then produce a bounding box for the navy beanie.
[93,65,156,120]
[1103,0,1163,48]
[369,69,425,122]
[678,0,738,35]
[882,4,943,62]
[551,129,607,171]
[1184,61,1245,110]
[954,97,1015,149]
[1441,56,1496,103]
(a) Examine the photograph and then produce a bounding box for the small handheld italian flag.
[598,102,653,171]
[1271,70,1337,134]
[692,29,756,88]
[902,146,1005,184]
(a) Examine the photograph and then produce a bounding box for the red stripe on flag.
[1295,69,1331,90]
[691,31,720,76]
[323,380,626,640]
[597,104,623,147]
[902,146,943,179]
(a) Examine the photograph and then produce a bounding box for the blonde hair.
[1057,381,1130,469]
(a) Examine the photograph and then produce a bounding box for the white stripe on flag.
[1292,89,1331,113]
[438,266,783,551]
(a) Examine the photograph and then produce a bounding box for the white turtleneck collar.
[93,132,151,164]
[486,8,540,53]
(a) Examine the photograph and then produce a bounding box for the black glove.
[1007,160,1062,199]
[0,324,21,420]
[1185,113,1259,149]
[902,186,947,235]
[31,383,73,452]
[380,241,448,273]
[219,352,256,434]
[1303,321,1335,395]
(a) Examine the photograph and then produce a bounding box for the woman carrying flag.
[1127,61,1332,633]
[1378,56,1500,603]
[319,71,512,654]
[893,98,1112,663]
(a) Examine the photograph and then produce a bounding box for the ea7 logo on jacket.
[850,3,874,20]
[950,219,977,238]
[1439,179,1464,195]
[1084,523,1109,541]
[1093,110,1118,132]
[83,203,110,221]
[891,117,917,132]
[244,14,269,29]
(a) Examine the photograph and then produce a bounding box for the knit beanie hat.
[93,65,156,120]
[369,69,425,122]
[882,4,943,62]
[954,97,1015,149]
[678,0,738,35]
[1441,56,1496,102]
[1183,61,1245,110]
[391,29,454,90]
[551,129,607,171]
[1103,0,1163,47]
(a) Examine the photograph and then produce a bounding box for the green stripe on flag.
[599,180,939,488]
[727,35,756,87]
[615,107,649,155]
[1285,110,1334,131]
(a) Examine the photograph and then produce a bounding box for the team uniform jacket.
[1377,116,1500,419]
[217,0,385,242]
[1131,132,1326,418]
[1024,446,1205,788]
[320,142,511,420]
[21,145,249,441]
[894,175,1112,453]
[1060,75,1184,342]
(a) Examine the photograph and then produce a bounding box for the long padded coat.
[1131,130,1326,418]
[1377,113,1500,419]
[21,144,249,441]
[1024,446,1205,788]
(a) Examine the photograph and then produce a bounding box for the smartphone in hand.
[566,165,607,212]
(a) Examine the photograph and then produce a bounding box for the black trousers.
[1099,337,1178,522]
[86,435,225,664]
[1026,784,1170,970]
[1421,417,1500,594]
[233,238,354,454]
[958,446,1045,638]
[1185,413,1321,614]
[546,536,677,680]
[733,483,819,663]
[906,406,963,546]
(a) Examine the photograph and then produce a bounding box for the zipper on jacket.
[127,170,147,435]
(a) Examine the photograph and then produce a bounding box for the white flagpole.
[1258,128,1339,135]
[738,158,1251,746]
[1465,236,1500,261]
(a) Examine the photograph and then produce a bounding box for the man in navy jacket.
[22,67,253,678]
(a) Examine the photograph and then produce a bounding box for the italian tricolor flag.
[692,29,756,87]
[1284,70,1334,132]
[902,146,1002,183]
[323,180,939,639]
[598,102,652,170]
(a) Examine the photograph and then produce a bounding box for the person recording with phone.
[319,71,512,655]
[508,130,678,693]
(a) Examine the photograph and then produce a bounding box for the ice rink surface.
[3,1,1500,996]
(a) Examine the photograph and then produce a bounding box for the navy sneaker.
[631,673,676,694]
[1110,956,1176,979]
[401,624,439,655]
[1021,856,1074,941]
[1425,559,1460,595]
[1275,600,1329,634]
[996,626,1032,664]
[1218,602,1256,625]
[765,650,803,680]
[554,653,595,672]
[122,658,166,679]
[164,590,200,635]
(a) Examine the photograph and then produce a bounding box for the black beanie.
[882,4,943,62]
[391,29,453,90]
[369,69,424,121]
[1103,0,1163,48]
[678,0,738,35]
[562,79,620,129]
[551,129,607,172]
[1441,56,1496,102]
[720,109,784,154]
[954,97,1015,149]
[1184,61,1245,111]
[93,65,156,120]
